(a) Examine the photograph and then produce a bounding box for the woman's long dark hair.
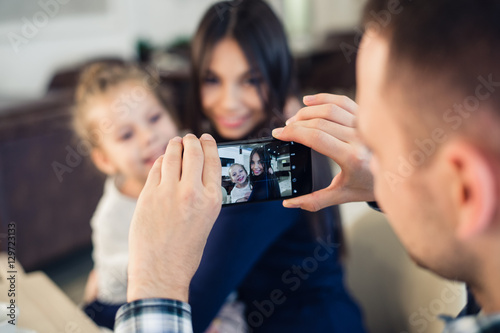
[188,0,297,141]
[249,147,273,186]
[248,147,281,201]
[190,0,344,252]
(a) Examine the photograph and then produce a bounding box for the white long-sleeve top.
[91,177,136,304]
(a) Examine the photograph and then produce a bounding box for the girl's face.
[250,153,264,176]
[201,38,266,140]
[229,165,248,186]
[90,82,178,185]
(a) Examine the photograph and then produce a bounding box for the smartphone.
[217,137,312,206]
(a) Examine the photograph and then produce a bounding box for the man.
[116,0,500,332]
[115,134,222,332]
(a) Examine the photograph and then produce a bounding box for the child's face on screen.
[90,82,178,185]
[250,153,264,176]
[229,165,248,186]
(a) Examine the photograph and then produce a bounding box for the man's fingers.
[283,187,341,212]
[273,124,351,165]
[303,94,358,115]
[181,134,204,185]
[287,103,356,128]
[200,133,222,188]
[161,136,183,186]
[144,155,164,188]
[288,118,356,144]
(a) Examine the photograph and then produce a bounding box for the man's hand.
[273,93,375,211]
[127,134,222,303]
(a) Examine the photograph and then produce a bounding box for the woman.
[248,147,281,202]
[187,1,366,332]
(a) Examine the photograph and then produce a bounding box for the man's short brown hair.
[362,0,500,149]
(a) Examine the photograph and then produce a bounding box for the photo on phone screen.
[217,138,312,206]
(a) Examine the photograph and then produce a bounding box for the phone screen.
[217,138,312,206]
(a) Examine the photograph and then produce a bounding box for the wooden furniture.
[0,253,101,332]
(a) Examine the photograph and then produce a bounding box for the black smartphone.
[217,137,312,206]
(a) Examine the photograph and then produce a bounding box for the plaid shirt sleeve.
[114,298,193,333]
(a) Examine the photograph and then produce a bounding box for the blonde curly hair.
[73,62,179,147]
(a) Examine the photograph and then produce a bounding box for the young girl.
[73,62,180,329]
[228,163,252,203]
[75,62,246,332]
[187,1,366,332]
[248,147,281,202]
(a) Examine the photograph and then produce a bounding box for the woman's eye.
[120,131,133,141]
[150,113,161,123]
[203,76,219,85]
[245,77,261,86]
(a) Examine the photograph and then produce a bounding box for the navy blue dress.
[248,171,281,202]
[189,153,366,332]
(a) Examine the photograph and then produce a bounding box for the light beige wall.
[0,0,219,99]
[1,0,366,99]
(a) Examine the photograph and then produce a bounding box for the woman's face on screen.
[250,153,264,176]
[201,38,266,140]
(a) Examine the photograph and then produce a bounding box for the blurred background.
[0,0,365,99]
[0,1,465,332]
[0,0,367,272]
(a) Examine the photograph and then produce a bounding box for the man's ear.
[91,147,117,176]
[443,139,497,240]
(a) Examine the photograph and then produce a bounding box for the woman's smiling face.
[201,38,266,140]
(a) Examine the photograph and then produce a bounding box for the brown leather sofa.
[0,88,105,271]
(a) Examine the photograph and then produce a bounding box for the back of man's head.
[356,0,500,312]
[362,0,500,147]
